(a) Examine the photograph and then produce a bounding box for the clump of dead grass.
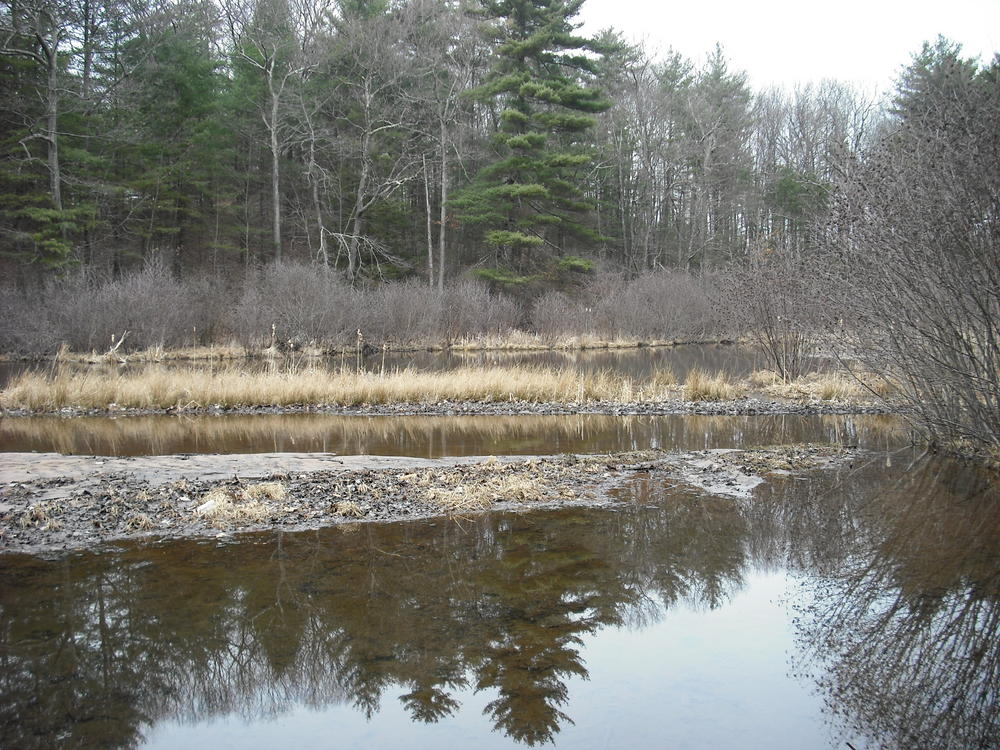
[244,482,286,501]
[125,513,155,531]
[423,470,548,512]
[684,369,742,401]
[331,500,363,517]
[764,372,866,401]
[194,485,276,528]
[18,502,59,530]
[749,369,781,387]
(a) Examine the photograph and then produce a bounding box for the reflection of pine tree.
[399,680,463,723]
[468,516,621,745]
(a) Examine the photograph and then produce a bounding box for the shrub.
[232,263,359,349]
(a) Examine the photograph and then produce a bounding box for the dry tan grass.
[0,365,652,410]
[244,482,287,501]
[331,500,363,517]
[764,372,868,401]
[749,369,782,387]
[194,486,272,528]
[1,360,897,413]
[684,369,743,401]
[648,368,677,388]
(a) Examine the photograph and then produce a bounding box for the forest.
[0,0,951,281]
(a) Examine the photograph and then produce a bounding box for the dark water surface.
[0,413,905,457]
[1,452,997,749]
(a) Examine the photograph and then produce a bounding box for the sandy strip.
[0,451,517,489]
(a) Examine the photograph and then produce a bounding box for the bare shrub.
[825,46,1000,453]
[365,279,443,345]
[717,252,832,381]
[591,271,719,341]
[0,285,62,354]
[440,279,521,342]
[232,262,359,349]
[16,262,221,353]
[530,292,593,342]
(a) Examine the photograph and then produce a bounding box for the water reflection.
[0,412,904,457]
[373,343,770,379]
[767,459,1000,750]
[0,454,996,749]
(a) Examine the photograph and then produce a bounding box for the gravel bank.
[1,445,855,555]
[0,396,898,419]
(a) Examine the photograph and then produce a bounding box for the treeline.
[1,0,876,283]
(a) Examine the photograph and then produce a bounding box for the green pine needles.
[452,0,610,270]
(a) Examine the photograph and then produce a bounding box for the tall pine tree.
[453,0,609,274]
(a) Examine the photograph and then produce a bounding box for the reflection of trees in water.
[755,454,1000,750]
[0,452,996,749]
[0,491,746,748]
[0,411,903,457]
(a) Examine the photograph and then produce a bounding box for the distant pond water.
[1,451,996,749]
[0,412,904,457]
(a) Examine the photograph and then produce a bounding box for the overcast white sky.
[577,0,1000,95]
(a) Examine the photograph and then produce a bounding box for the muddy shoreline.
[1,445,855,556]
[0,396,898,419]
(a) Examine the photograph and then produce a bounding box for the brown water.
[373,342,775,378]
[0,412,905,457]
[1,452,996,749]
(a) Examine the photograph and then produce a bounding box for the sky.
[576,0,1000,95]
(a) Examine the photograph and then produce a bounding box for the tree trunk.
[269,79,282,262]
[307,140,327,266]
[44,33,61,213]
[438,124,447,292]
[423,154,433,287]
[348,165,367,284]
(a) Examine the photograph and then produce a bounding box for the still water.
[0,413,904,457]
[1,451,996,749]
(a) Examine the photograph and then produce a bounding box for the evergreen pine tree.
[452,0,609,274]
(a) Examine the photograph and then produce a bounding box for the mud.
[0,445,854,555]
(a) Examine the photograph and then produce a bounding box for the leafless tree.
[826,44,1000,454]
[0,0,75,212]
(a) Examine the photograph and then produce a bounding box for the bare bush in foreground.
[827,43,1000,454]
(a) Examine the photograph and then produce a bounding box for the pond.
[1,449,997,749]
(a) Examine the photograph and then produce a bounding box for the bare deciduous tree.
[827,41,1000,454]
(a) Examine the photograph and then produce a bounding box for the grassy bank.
[0,366,658,410]
[0,364,884,413]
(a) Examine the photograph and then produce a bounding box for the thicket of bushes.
[0,263,731,355]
